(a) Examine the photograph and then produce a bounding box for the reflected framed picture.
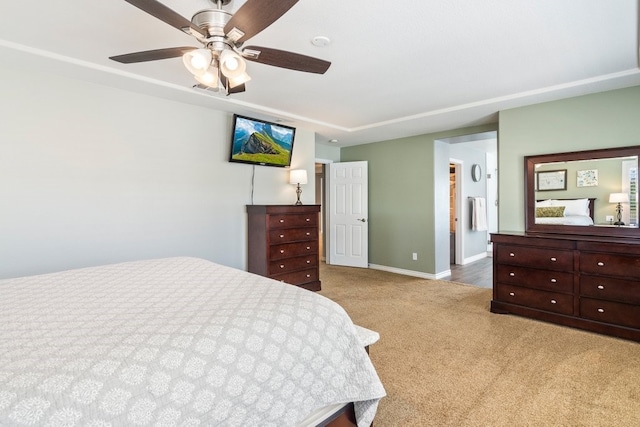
[537,169,567,191]
[577,169,598,187]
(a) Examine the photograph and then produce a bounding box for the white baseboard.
[462,252,488,265]
[368,264,449,280]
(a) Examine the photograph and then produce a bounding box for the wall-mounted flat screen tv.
[229,114,296,167]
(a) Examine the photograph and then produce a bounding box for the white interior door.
[327,161,369,268]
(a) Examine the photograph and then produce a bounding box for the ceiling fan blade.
[123,0,206,37]
[110,47,196,63]
[242,46,330,74]
[224,0,299,43]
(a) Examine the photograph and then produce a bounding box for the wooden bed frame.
[320,403,357,427]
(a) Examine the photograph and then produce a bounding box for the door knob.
[357,218,367,222]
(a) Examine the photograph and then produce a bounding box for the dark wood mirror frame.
[525,145,640,238]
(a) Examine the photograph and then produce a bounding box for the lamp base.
[294,184,303,205]
[614,203,624,226]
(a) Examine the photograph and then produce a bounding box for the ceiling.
[1,0,638,147]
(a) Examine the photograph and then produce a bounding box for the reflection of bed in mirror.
[535,198,595,225]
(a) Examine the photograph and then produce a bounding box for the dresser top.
[492,231,640,251]
[246,205,320,214]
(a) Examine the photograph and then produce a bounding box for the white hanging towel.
[471,197,488,231]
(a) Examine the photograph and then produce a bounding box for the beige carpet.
[318,263,640,427]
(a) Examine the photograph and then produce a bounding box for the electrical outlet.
[412,252,418,261]
[606,215,614,222]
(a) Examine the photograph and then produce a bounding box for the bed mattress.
[0,257,385,426]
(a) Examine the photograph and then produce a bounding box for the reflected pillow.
[559,198,589,216]
[536,206,566,217]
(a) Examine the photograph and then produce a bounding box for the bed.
[535,198,595,226]
[0,257,385,426]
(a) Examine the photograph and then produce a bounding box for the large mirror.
[525,145,640,238]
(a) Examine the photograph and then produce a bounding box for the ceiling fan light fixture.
[228,71,251,88]
[219,49,246,78]
[195,65,219,88]
[182,48,212,75]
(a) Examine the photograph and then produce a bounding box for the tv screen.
[229,114,296,167]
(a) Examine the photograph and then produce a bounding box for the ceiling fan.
[110,0,331,95]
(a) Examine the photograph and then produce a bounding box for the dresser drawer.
[269,241,318,260]
[580,252,640,279]
[269,227,317,243]
[496,245,573,271]
[496,284,573,315]
[270,268,319,285]
[580,298,640,329]
[268,213,318,229]
[268,254,318,275]
[579,275,640,305]
[496,264,573,293]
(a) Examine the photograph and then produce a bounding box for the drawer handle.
[280,264,285,269]
[280,249,285,254]
[550,278,557,283]
[280,234,285,238]
[509,252,515,257]
[280,219,285,223]
[306,232,311,236]
[509,272,515,277]
[306,218,311,222]
[597,285,605,290]
[597,262,605,267]
[306,274,311,278]
[597,308,605,313]
[509,292,515,296]
[306,260,311,264]
[550,299,557,304]
[550,257,557,262]
[306,246,311,250]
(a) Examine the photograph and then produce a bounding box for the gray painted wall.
[0,65,317,279]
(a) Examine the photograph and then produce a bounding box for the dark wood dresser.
[247,205,321,291]
[491,232,640,342]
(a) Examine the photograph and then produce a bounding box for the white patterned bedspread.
[0,257,385,426]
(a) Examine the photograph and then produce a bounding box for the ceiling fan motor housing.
[192,9,231,38]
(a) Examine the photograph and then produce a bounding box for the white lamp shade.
[219,49,246,78]
[289,169,308,185]
[183,49,212,75]
[609,192,629,203]
[194,65,219,88]
[227,71,251,88]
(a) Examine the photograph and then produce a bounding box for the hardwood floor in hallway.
[445,257,493,288]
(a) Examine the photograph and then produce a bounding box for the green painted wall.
[340,124,497,274]
[499,85,640,232]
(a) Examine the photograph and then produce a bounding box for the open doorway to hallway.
[449,162,462,264]
[315,162,326,261]
[441,131,497,266]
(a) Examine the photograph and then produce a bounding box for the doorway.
[449,160,463,265]
[440,131,497,267]
[315,160,331,262]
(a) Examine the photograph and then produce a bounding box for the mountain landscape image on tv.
[229,115,296,167]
